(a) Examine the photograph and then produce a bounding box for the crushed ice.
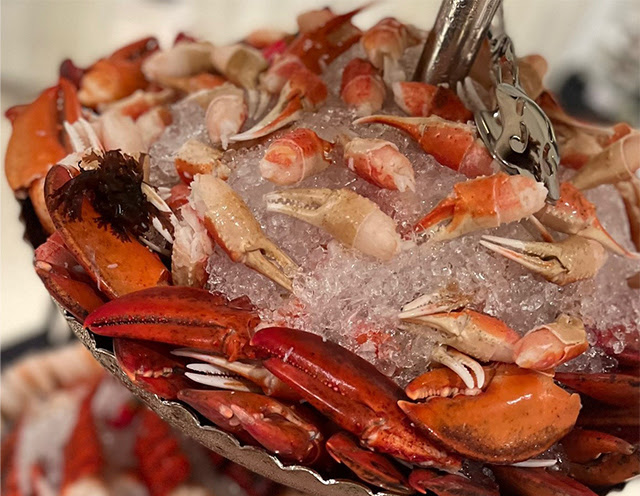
[148,44,640,383]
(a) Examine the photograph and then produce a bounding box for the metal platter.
[64,306,396,496]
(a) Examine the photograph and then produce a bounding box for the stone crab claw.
[251,327,462,470]
[399,364,582,464]
[536,182,640,259]
[413,172,548,241]
[480,234,608,286]
[514,314,588,370]
[190,174,298,291]
[178,389,324,464]
[230,67,327,142]
[172,348,299,401]
[264,187,402,261]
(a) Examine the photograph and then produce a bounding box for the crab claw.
[354,114,497,178]
[172,348,299,400]
[265,188,401,261]
[536,182,640,259]
[409,469,500,496]
[399,364,582,464]
[480,234,608,286]
[190,175,298,291]
[230,67,327,142]
[326,432,413,494]
[514,314,588,370]
[414,173,548,241]
[405,365,496,400]
[178,389,323,464]
[570,133,640,190]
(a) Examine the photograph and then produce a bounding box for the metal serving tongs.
[415,0,560,203]
[474,8,561,202]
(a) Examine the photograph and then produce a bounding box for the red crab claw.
[399,364,581,464]
[326,432,413,494]
[561,429,640,488]
[113,338,193,400]
[231,67,327,142]
[354,114,497,178]
[251,327,462,471]
[286,4,366,73]
[554,372,640,408]
[76,37,159,107]
[5,78,81,233]
[85,286,260,361]
[34,231,107,321]
[409,469,500,496]
[172,348,300,400]
[134,408,191,496]
[60,385,108,495]
[491,466,598,496]
[392,82,473,123]
[44,165,170,299]
[178,389,323,464]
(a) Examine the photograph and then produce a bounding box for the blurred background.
[1,0,638,348]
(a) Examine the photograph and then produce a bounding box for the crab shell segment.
[326,432,413,494]
[514,314,588,370]
[259,128,333,186]
[398,364,581,464]
[414,172,548,240]
[480,234,608,286]
[343,137,416,192]
[178,389,323,464]
[45,165,171,299]
[264,187,402,261]
[84,286,260,362]
[536,182,640,259]
[354,114,497,178]
[251,327,462,471]
[409,469,500,496]
[392,81,473,123]
[491,466,598,496]
[340,58,385,116]
[399,307,519,364]
[361,17,412,85]
[174,139,229,185]
[554,372,640,408]
[190,174,298,291]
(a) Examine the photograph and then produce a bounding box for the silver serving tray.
[64,307,397,496]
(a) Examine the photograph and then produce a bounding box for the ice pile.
[148,44,640,383]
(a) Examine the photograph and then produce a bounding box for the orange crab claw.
[113,338,193,400]
[398,364,581,464]
[34,231,107,321]
[492,466,598,496]
[178,389,323,464]
[77,37,159,107]
[409,469,500,496]
[134,408,191,496]
[286,4,365,73]
[252,327,462,471]
[5,78,81,199]
[354,114,497,178]
[554,372,640,408]
[326,432,413,494]
[85,286,259,361]
[392,82,473,123]
[45,165,170,299]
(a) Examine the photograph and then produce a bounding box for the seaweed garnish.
[52,150,171,242]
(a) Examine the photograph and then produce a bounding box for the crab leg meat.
[340,58,385,116]
[393,81,473,122]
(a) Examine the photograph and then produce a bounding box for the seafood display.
[4,3,640,496]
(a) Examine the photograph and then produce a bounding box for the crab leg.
[361,18,413,85]
[191,175,298,291]
[492,466,598,496]
[178,389,323,464]
[616,180,640,252]
[230,67,327,142]
[203,83,248,149]
[554,372,640,408]
[141,41,215,83]
[399,364,581,464]
[85,286,260,361]
[265,187,402,261]
[393,82,473,122]
[409,469,500,496]
[340,58,385,116]
[355,114,497,178]
[536,182,640,259]
[251,327,462,470]
[481,234,608,286]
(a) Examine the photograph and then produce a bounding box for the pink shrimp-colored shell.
[340,58,385,116]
